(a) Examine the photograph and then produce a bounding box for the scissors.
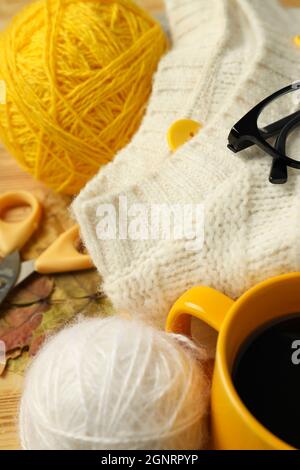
[0,191,93,305]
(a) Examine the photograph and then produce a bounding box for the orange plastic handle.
[34,225,94,274]
[0,191,42,257]
[166,286,234,334]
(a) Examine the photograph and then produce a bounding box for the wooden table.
[0,0,164,451]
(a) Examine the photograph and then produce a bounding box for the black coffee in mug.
[232,314,300,449]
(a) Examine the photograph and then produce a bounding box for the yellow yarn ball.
[0,0,167,194]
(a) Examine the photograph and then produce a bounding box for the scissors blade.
[0,251,20,305]
[15,259,35,286]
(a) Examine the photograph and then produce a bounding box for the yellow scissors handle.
[0,191,42,257]
[35,225,93,274]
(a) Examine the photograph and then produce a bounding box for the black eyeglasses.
[227,82,300,184]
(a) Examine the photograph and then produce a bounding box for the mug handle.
[166,286,234,334]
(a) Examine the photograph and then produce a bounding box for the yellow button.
[293,35,300,47]
[167,119,202,151]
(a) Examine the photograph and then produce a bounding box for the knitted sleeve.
[73,0,300,326]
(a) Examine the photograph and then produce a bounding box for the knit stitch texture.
[73,0,300,326]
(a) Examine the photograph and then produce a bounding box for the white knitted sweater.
[73,0,300,326]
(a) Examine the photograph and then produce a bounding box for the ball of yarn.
[19,316,210,450]
[0,0,167,194]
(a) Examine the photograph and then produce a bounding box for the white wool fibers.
[19,316,210,450]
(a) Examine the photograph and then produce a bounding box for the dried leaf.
[53,269,101,299]
[0,324,7,337]
[0,312,43,351]
[5,269,113,375]
[29,334,45,357]
[0,349,22,377]
[3,302,50,329]
[0,275,53,375]
[9,275,54,305]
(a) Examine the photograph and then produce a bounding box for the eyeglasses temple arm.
[269,111,300,184]
[260,110,300,139]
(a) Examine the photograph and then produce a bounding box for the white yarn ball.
[19,316,210,450]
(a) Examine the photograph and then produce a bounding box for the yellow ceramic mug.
[166,273,300,450]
